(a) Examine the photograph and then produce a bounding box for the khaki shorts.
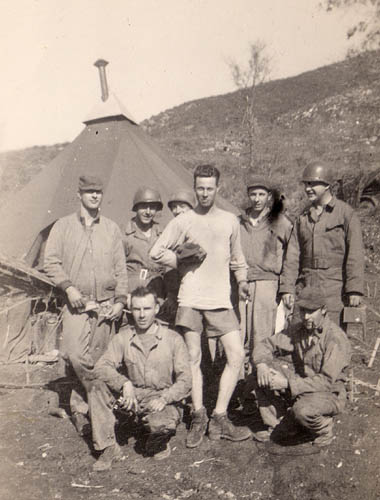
[175,307,239,338]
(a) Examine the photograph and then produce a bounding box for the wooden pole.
[375,378,380,397]
[349,369,355,402]
[368,337,380,368]
[25,355,30,385]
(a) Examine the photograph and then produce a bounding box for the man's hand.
[66,286,85,309]
[256,363,272,388]
[145,397,166,413]
[349,294,361,307]
[238,281,251,301]
[122,381,138,412]
[282,293,294,310]
[104,302,124,321]
[269,370,289,391]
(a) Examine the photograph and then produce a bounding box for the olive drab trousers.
[239,280,278,376]
[60,305,114,415]
[89,382,181,451]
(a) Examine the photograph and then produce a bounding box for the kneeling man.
[89,287,191,471]
[251,286,351,447]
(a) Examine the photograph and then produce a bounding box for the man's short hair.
[131,286,158,304]
[193,164,220,186]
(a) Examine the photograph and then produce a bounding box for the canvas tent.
[0,74,237,362]
[0,94,236,266]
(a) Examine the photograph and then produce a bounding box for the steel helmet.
[167,189,196,209]
[132,186,163,211]
[246,174,272,192]
[302,161,335,185]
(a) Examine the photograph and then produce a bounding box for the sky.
[0,0,369,152]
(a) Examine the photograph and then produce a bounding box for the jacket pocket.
[104,278,116,291]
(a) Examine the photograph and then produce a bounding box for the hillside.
[141,49,380,209]
[1,50,379,212]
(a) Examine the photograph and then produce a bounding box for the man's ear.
[77,191,82,201]
[155,303,160,315]
[321,305,328,316]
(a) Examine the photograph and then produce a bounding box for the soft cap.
[297,286,327,310]
[78,174,104,191]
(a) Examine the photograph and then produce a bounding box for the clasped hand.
[256,363,288,391]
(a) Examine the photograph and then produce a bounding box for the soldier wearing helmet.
[238,173,294,382]
[122,186,165,299]
[168,189,196,217]
[279,161,364,326]
[250,285,351,447]
[160,189,197,324]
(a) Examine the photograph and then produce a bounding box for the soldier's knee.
[188,346,202,366]
[226,342,245,369]
[144,406,180,433]
[292,400,311,425]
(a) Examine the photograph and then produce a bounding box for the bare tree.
[228,40,271,171]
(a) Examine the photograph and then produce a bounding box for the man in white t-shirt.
[150,164,251,448]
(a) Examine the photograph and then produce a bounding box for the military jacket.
[279,197,364,301]
[239,210,294,282]
[253,317,351,398]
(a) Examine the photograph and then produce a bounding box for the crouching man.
[250,286,351,447]
[89,287,191,471]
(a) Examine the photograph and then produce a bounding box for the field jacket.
[94,322,191,404]
[279,197,364,298]
[44,211,128,304]
[253,316,351,398]
[121,218,165,280]
[239,210,294,282]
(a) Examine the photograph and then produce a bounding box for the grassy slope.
[1,50,379,213]
[142,49,380,211]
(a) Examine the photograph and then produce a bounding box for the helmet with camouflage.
[302,161,335,186]
[167,189,196,209]
[132,186,163,211]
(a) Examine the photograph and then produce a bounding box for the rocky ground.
[1,265,380,500]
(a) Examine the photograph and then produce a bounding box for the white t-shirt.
[150,207,247,310]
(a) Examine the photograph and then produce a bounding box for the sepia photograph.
[0,1,379,498]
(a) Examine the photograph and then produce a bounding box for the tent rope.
[0,296,42,317]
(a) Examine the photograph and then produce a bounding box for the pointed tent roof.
[0,94,237,264]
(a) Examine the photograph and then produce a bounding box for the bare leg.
[214,330,244,414]
[183,329,203,411]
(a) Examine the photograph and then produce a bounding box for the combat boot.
[72,412,91,437]
[92,443,123,472]
[208,411,252,441]
[145,431,172,460]
[186,406,208,448]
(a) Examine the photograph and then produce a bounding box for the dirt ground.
[1,269,380,500]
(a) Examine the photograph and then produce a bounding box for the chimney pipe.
[94,59,109,102]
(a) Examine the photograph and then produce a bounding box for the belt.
[302,257,343,269]
[129,268,163,281]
